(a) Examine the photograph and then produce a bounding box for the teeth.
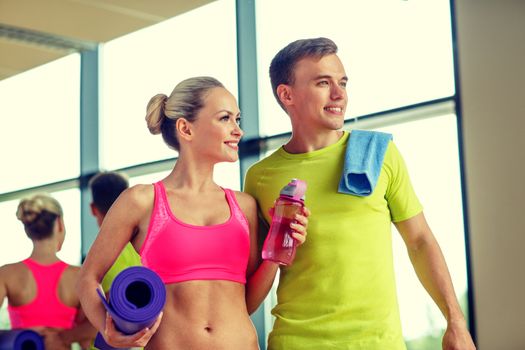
[325,107,342,112]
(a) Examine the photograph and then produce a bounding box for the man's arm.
[394,212,476,350]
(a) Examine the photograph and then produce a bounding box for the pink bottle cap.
[280,178,307,202]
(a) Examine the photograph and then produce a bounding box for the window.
[376,115,469,348]
[0,54,80,193]
[255,0,454,136]
[100,0,238,170]
[0,188,81,329]
[0,189,81,268]
[129,161,241,194]
[0,2,471,347]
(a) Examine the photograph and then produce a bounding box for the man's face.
[284,54,348,132]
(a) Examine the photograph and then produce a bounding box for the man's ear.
[176,118,193,142]
[89,202,97,216]
[276,84,293,107]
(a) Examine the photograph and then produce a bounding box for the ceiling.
[0,0,215,81]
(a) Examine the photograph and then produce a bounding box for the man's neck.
[284,129,344,154]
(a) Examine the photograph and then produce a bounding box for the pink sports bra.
[140,181,250,284]
[7,258,78,329]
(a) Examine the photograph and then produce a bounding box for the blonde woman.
[77,76,309,349]
[0,193,95,349]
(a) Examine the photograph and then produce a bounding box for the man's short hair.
[88,171,129,214]
[269,37,338,110]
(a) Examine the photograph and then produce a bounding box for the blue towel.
[338,129,393,196]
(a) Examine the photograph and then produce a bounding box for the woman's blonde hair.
[145,76,224,150]
[16,193,63,240]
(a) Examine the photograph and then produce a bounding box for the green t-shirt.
[244,131,423,350]
[100,243,142,293]
[91,243,142,350]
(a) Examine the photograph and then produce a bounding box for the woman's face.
[190,87,244,163]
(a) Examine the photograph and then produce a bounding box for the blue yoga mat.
[94,266,166,350]
[0,329,44,350]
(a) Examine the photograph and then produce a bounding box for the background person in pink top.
[0,193,95,349]
[77,76,310,350]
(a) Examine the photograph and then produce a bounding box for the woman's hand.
[33,328,69,350]
[102,311,163,348]
[290,206,310,245]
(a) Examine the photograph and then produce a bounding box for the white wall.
[455,1,525,349]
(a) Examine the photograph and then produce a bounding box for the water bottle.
[262,178,307,265]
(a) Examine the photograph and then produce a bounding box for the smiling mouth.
[224,141,239,149]
[324,107,343,113]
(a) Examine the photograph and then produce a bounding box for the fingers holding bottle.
[290,206,310,245]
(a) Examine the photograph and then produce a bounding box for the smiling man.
[244,37,475,350]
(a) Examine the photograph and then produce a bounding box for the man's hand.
[442,320,476,350]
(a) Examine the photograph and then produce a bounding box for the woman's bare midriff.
[145,280,259,350]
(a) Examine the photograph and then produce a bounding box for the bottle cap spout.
[280,178,307,202]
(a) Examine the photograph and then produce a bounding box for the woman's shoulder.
[0,261,23,275]
[0,261,28,272]
[0,261,31,284]
[231,190,255,203]
[126,183,154,196]
[62,263,81,281]
[65,262,82,276]
[64,263,81,272]
[117,183,155,208]
[230,190,257,213]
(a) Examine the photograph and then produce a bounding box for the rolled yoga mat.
[94,266,166,350]
[0,329,44,350]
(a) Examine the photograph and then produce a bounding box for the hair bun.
[16,197,45,224]
[16,194,62,225]
[146,94,168,135]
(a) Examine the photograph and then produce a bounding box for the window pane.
[54,189,82,265]
[0,55,80,193]
[215,162,241,190]
[375,115,470,347]
[255,0,455,136]
[129,162,241,191]
[100,0,238,170]
[0,188,81,329]
[0,189,81,267]
[129,170,172,187]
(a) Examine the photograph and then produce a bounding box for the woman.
[0,193,95,349]
[77,76,309,349]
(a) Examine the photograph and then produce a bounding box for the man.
[88,171,142,293]
[244,37,475,350]
[88,171,142,349]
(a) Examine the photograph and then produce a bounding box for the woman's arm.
[76,185,161,348]
[0,266,7,308]
[236,192,309,314]
[57,308,97,348]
